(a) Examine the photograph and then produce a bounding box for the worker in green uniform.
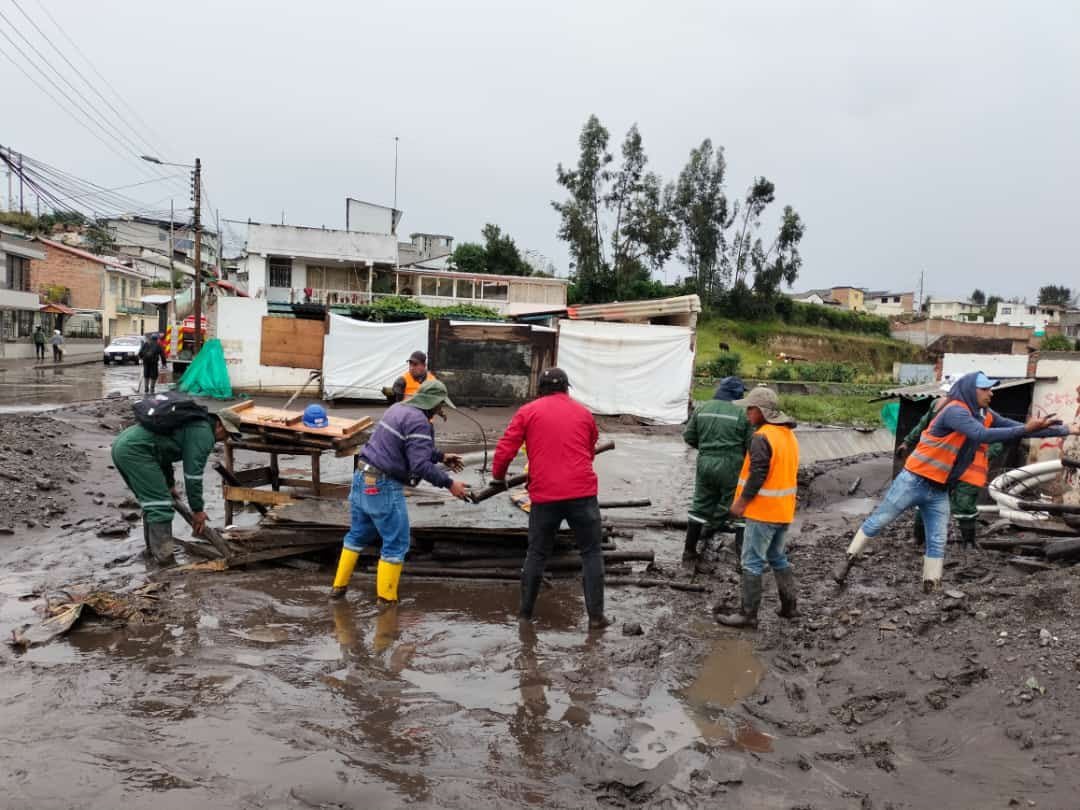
[111,409,242,564]
[682,376,754,564]
[897,397,1003,550]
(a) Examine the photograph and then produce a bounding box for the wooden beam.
[223,485,297,506]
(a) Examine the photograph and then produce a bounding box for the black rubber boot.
[146,520,176,565]
[716,572,762,628]
[774,567,799,618]
[733,526,745,573]
[682,521,704,563]
[959,522,977,550]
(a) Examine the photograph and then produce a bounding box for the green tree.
[480,223,532,276]
[1038,285,1074,308]
[1040,334,1075,351]
[553,115,612,303]
[450,242,487,275]
[970,288,986,306]
[981,295,1001,321]
[670,138,730,300]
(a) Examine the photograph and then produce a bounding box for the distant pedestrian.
[49,329,64,362]
[491,367,610,630]
[139,334,168,394]
[32,326,46,361]
[383,350,437,403]
[715,386,800,629]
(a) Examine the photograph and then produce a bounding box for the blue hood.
[714,376,746,402]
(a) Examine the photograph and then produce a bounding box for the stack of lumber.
[222,400,372,457]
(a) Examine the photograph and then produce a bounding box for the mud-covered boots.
[145,520,176,565]
[922,556,943,593]
[959,522,977,550]
[774,567,799,619]
[716,572,762,628]
[833,529,870,585]
[682,521,703,564]
[733,526,745,573]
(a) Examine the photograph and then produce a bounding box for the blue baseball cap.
[974,372,999,389]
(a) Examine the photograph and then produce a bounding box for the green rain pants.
[688,453,744,530]
[111,431,175,524]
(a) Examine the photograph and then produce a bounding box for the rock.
[1039,629,1052,647]
[34,477,55,491]
[24,519,37,528]
[121,510,141,522]
[944,589,965,599]
[96,521,131,538]
[832,627,849,641]
[622,622,644,636]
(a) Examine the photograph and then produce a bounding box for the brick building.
[32,238,153,340]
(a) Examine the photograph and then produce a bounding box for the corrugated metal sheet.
[566,294,701,322]
[878,377,1035,400]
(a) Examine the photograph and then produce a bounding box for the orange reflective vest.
[905,401,993,487]
[401,370,436,400]
[735,424,799,524]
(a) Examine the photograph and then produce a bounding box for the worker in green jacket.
[111,410,241,564]
[897,397,1003,549]
[682,376,754,564]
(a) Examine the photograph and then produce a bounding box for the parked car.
[103,335,145,365]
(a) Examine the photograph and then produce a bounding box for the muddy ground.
[2,378,1080,808]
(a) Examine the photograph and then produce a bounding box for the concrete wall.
[216,297,317,393]
[1029,353,1080,462]
[942,353,1029,380]
[31,244,104,310]
[0,338,103,361]
[892,318,1032,349]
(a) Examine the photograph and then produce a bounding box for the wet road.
[0,361,142,413]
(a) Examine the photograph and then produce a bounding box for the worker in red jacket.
[491,367,609,630]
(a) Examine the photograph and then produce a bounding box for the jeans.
[35,343,45,360]
[342,471,409,563]
[861,469,950,559]
[741,519,791,576]
[521,496,605,619]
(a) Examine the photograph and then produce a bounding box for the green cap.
[406,379,455,412]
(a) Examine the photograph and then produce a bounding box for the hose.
[453,408,489,482]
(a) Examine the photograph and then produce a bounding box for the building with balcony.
[1,225,47,356]
[32,238,153,340]
[102,215,220,272]
[236,205,567,316]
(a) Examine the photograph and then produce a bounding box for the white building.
[103,215,220,270]
[864,290,914,317]
[994,302,1062,331]
[927,299,982,321]
[0,225,46,353]
[235,199,567,316]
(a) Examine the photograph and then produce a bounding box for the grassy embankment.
[693,317,920,426]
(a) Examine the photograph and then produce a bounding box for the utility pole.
[192,157,203,352]
[393,136,399,217]
[169,199,176,330]
[919,269,928,348]
[5,147,11,212]
[215,208,221,280]
[18,152,23,213]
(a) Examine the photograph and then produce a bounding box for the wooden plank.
[222,402,371,439]
[230,466,274,487]
[260,316,325,369]
[224,485,297,506]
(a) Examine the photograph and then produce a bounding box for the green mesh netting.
[178,338,233,399]
[880,401,899,435]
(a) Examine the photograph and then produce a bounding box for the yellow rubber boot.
[376,559,403,603]
[330,548,359,599]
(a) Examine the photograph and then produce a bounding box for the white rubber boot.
[922,556,943,593]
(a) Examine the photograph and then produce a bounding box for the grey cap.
[214,408,244,436]
[734,386,795,425]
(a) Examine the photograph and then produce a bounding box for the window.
[480,280,508,301]
[437,277,453,298]
[1028,307,1036,315]
[420,277,438,296]
[269,257,293,288]
[456,279,475,299]
[109,276,119,294]
[4,255,31,291]
[893,296,901,303]
[1001,306,1012,315]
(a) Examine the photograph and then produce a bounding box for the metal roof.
[876,377,1035,401]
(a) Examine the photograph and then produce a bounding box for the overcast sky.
[3,0,1077,302]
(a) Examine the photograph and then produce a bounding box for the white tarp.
[557,319,693,424]
[322,315,429,400]
[942,353,1028,381]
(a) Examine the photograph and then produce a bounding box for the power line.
[0,7,181,189]
[30,0,178,160]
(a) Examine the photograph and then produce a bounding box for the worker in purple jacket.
[330,380,470,603]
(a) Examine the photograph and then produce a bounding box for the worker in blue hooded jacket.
[835,371,1078,591]
[682,376,754,564]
